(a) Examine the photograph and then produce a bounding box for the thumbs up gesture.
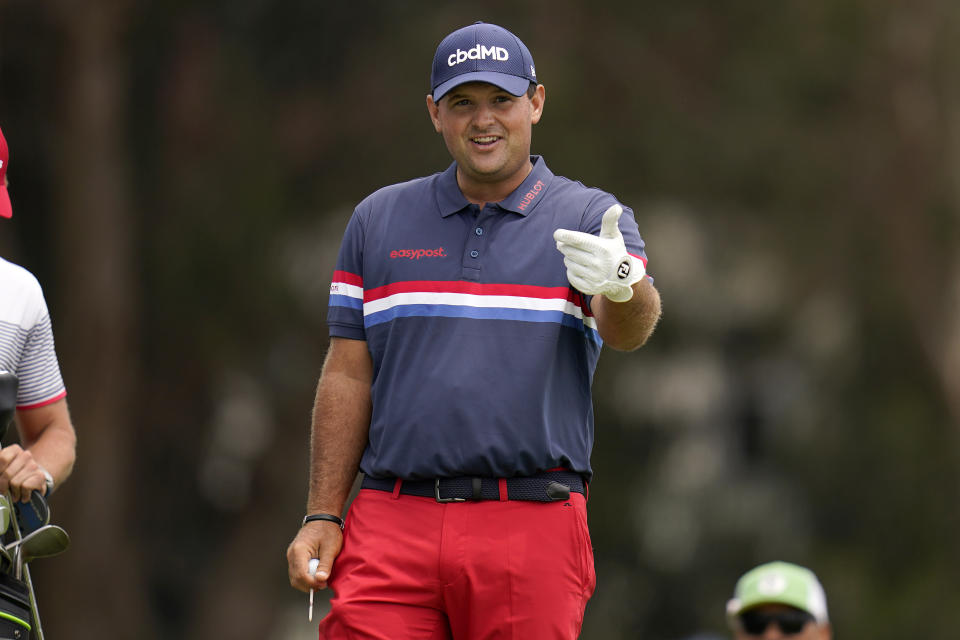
[553,204,646,302]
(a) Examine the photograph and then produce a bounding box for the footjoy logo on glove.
[447,45,509,67]
[617,260,631,279]
[389,248,447,260]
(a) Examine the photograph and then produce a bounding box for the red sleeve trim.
[18,390,67,411]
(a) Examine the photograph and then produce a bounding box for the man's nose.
[471,103,496,127]
[762,627,785,640]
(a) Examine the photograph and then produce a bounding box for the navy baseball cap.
[0,126,11,219]
[431,22,537,101]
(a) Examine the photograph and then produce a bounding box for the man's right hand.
[286,521,344,592]
[553,204,646,303]
[0,443,49,503]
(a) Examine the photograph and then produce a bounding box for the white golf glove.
[553,204,646,303]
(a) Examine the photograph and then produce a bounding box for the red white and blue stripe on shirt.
[331,273,600,343]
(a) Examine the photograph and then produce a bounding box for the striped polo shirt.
[0,257,66,409]
[328,156,649,481]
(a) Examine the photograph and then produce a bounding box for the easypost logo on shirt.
[389,247,447,260]
[447,45,509,67]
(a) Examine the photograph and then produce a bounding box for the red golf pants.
[318,487,596,639]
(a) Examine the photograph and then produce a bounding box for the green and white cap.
[726,561,829,623]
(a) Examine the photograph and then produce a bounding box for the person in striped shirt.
[287,22,661,638]
[0,125,76,504]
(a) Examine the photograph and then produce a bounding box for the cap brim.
[0,187,11,219]
[433,71,530,101]
[727,597,820,623]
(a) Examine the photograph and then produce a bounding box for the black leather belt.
[361,470,586,503]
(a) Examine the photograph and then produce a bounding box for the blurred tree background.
[1,0,959,638]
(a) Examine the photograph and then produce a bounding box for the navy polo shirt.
[328,156,649,481]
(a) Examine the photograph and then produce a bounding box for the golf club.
[5,525,69,568]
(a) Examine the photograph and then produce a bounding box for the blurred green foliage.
[2,1,959,638]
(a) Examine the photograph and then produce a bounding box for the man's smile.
[471,135,501,146]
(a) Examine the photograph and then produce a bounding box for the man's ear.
[426,94,442,133]
[530,84,545,125]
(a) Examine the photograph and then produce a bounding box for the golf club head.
[14,491,50,535]
[8,525,69,564]
[23,524,69,564]
[0,372,17,443]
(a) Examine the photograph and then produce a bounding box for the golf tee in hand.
[553,204,645,302]
[308,558,320,621]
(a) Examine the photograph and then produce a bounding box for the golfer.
[287,21,661,638]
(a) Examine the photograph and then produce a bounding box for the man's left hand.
[553,204,646,302]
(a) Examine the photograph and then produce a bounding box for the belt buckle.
[434,478,466,503]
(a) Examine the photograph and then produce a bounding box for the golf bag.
[0,373,28,639]
[0,574,31,639]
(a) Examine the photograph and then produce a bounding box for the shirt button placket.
[462,210,488,280]
[470,223,485,260]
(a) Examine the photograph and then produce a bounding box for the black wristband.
[302,513,344,529]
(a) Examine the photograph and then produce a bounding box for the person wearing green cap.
[726,561,833,639]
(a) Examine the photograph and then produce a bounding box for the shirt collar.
[435,156,555,218]
[498,156,553,216]
[436,162,470,217]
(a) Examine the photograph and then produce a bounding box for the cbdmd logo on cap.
[447,45,510,67]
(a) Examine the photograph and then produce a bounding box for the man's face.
[426,81,544,193]
[732,605,832,640]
